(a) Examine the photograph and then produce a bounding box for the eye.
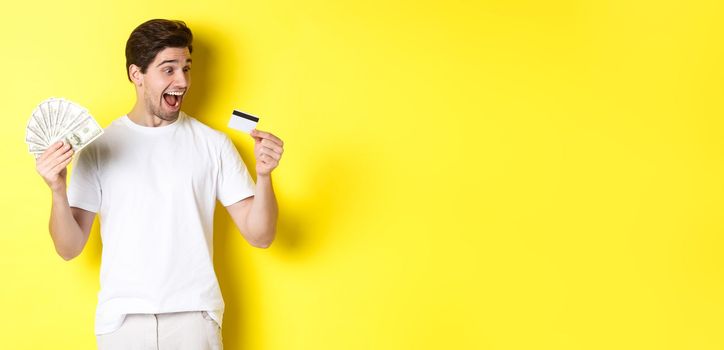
[164,67,173,74]
[183,67,191,73]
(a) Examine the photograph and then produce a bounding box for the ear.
[129,64,143,87]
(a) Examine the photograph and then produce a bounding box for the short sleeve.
[217,135,256,206]
[67,145,101,213]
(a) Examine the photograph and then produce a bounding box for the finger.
[48,149,74,170]
[258,147,279,161]
[49,156,73,175]
[48,142,72,161]
[37,155,59,174]
[38,141,65,162]
[251,129,283,146]
[259,139,283,153]
[260,153,279,166]
[258,135,283,148]
[41,146,72,169]
[259,146,281,161]
[258,152,277,163]
[45,150,73,176]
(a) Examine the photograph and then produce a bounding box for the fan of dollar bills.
[25,97,104,158]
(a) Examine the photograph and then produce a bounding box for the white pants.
[96,311,223,350]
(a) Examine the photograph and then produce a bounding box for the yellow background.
[1,0,723,349]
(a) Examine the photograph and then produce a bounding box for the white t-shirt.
[68,111,255,335]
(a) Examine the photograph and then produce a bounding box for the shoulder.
[93,116,127,140]
[75,115,128,159]
[181,112,230,144]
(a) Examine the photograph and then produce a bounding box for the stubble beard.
[145,91,179,122]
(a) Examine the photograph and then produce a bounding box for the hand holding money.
[26,97,103,192]
[36,141,74,193]
[25,97,103,157]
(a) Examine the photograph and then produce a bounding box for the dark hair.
[125,19,193,82]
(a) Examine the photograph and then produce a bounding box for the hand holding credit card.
[228,109,284,176]
[228,109,259,133]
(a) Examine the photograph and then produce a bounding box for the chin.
[152,107,181,121]
[160,112,180,121]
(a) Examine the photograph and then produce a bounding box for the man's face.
[139,47,192,122]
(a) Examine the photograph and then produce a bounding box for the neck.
[127,102,177,127]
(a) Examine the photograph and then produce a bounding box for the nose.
[175,69,190,89]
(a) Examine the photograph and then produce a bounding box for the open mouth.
[163,91,184,109]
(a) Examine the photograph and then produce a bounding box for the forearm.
[245,174,278,247]
[49,189,85,260]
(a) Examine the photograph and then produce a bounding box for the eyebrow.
[156,58,192,67]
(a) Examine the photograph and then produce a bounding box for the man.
[34,19,283,349]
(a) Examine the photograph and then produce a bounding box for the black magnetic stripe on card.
[232,110,259,122]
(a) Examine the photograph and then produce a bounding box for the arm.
[225,129,284,249]
[37,141,96,260]
[225,174,278,248]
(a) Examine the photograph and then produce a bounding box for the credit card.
[228,109,259,133]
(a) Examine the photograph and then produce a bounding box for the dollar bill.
[53,98,66,138]
[38,100,52,137]
[63,111,92,138]
[58,117,104,152]
[28,142,46,153]
[49,98,60,138]
[26,115,47,144]
[31,110,49,143]
[25,98,104,156]
[25,132,46,147]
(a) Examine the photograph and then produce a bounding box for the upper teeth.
[166,91,184,96]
